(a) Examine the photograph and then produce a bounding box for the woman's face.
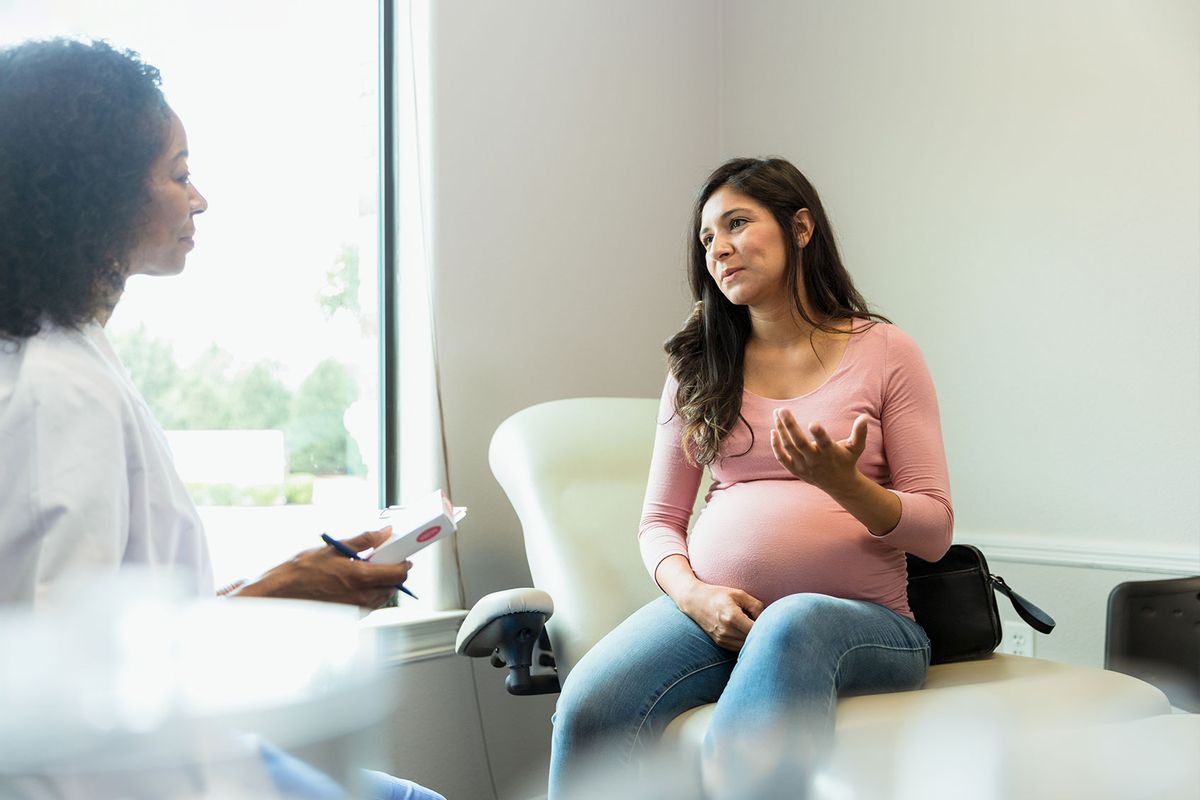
[699,186,793,308]
[128,109,207,277]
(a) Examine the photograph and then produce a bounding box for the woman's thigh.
[714,594,930,734]
[554,594,736,754]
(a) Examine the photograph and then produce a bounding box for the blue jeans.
[548,593,930,799]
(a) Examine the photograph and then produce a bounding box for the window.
[0,2,437,602]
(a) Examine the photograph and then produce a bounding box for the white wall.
[430,2,718,797]
[718,0,1200,664]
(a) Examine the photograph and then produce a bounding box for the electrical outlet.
[999,619,1035,657]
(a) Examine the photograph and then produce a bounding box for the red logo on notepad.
[417,526,441,543]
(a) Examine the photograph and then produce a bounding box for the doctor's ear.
[793,208,815,248]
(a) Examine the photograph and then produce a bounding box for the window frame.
[381,0,402,508]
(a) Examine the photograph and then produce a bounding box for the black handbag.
[906,544,1056,664]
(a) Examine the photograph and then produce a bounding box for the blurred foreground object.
[0,570,396,799]
[563,697,1200,800]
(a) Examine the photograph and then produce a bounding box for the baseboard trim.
[960,531,1200,575]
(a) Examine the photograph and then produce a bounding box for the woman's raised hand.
[770,408,868,495]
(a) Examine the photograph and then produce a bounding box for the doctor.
[0,37,444,800]
[0,37,408,610]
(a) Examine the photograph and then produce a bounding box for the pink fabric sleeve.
[637,374,703,585]
[874,327,954,561]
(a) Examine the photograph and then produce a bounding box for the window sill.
[360,607,467,666]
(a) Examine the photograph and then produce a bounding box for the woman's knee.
[748,593,854,649]
[744,595,928,684]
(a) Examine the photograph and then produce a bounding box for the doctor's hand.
[770,408,868,496]
[232,528,412,609]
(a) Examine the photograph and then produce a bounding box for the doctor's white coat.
[0,321,213,606]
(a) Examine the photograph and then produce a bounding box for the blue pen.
[321,532,419,599]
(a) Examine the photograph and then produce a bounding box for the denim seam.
[823,640,931,719]
[629,657,737,753]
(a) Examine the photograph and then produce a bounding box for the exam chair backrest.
[488,397,667,684]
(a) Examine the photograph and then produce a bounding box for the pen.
[321,532,419,600]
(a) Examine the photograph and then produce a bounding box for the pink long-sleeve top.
[638,321,953,619]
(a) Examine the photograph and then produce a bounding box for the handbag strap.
[990,575,1056,634]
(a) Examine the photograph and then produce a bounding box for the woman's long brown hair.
[665,157,888,465]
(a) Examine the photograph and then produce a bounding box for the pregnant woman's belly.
[687,480,912,616]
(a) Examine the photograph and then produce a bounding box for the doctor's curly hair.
[0,38,171,341]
